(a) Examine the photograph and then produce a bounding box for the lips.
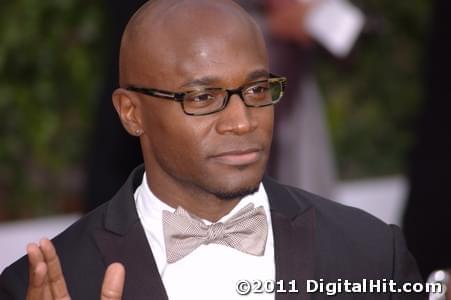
[210,148,262,166]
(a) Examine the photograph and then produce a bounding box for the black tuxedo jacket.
[0,165,425,299]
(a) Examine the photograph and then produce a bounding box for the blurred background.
[0,0,449,282]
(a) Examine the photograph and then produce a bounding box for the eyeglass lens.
[182,80,283,115]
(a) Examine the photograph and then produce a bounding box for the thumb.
[100,263,125,300]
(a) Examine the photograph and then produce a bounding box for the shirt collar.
[134,172,273,275]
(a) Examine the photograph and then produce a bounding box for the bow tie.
[162,203,268,263]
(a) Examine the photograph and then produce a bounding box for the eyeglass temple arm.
[126,86,185,102]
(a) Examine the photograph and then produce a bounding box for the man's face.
[123,4,273,200]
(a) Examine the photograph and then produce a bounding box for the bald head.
[118,0,268,87]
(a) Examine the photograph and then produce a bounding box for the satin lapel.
[263,177,316,300]
[93,165,168,300]
[271,208,315,300]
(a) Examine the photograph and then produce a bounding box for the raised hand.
[26,238,125,300]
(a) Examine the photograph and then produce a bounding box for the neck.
[145,172,241,223]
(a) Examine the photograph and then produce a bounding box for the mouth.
[210,148,262,166]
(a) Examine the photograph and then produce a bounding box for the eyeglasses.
[125,73,287,116]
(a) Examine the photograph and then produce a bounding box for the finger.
[27,243,46,288]
[39,238,71,300]
[101,263,125,300]
[26,244,47,299]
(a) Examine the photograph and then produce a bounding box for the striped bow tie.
[162,203,268,263]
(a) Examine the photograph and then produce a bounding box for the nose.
[215,93,257,135]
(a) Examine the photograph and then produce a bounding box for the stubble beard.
[211,184,260,201]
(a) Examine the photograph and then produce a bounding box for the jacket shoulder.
[277,181,392,234]
[274,181,423,284]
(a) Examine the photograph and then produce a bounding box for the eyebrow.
[179,69,269,89]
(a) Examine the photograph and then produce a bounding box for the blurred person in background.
[240,0,341,200]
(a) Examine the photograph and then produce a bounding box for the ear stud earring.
[135,129,142,136]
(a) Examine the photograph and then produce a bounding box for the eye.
[184,91,221,109]
[191,93,216,102]
[246,83,270,96]
[244,83,270,102]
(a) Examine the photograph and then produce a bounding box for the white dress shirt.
[134,173,275,300]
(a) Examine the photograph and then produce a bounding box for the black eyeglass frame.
[125,73,287,116]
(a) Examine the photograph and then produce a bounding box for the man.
[0,0,425,299]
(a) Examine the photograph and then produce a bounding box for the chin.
[203,167,264,201]
[212,183,260,201]
[193,155,267,200]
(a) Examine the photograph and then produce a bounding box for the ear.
[112,88,144,136]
